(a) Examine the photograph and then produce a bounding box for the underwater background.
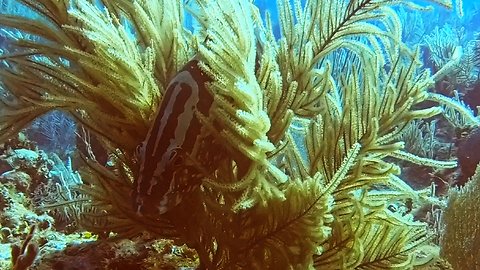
[0,0,479,269]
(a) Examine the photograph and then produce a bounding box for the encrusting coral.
[0,0,464,269]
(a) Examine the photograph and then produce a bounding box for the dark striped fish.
[132,59,214,217]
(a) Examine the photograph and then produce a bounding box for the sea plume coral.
[0,0,461,269]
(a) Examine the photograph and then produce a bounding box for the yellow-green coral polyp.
[0,0,462,269]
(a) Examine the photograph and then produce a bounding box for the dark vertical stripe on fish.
[133,59,213,216]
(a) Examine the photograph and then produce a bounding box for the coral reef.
[0,0,472,269]
[31,237,198,270]
[0,135,55,239]
[0,133,95,269]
